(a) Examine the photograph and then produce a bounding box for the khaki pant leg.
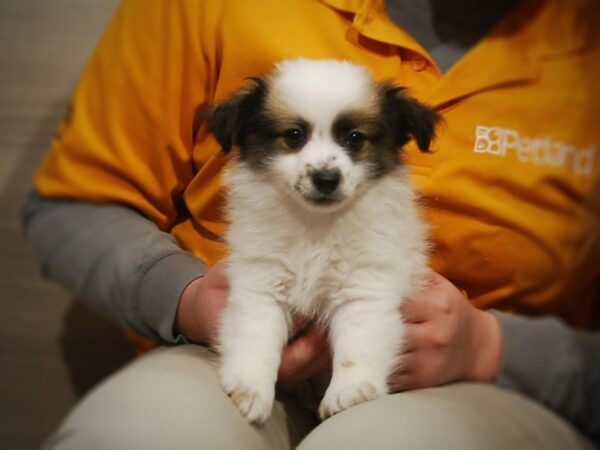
[43,345,317,450]
[298,383,594,450]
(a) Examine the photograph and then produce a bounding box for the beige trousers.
[43,345,594,450]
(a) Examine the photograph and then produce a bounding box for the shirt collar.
[319,0,363,15]
[320,0,598,60]
[320,0,597,106]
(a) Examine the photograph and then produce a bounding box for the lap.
[44,346,593,450]
[43,345,317,450]
[300,383,594,450]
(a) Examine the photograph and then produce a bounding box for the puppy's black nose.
[311,170,341,195]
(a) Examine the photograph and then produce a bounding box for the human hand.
[391,271,503,390]
[175,260,229,346]
[278,322,330,388]
[176,260,331,383]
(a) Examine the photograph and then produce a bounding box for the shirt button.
[411,56,427,71]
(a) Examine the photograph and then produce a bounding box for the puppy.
[206,58,440,424]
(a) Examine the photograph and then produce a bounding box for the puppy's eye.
[344,131,366,151]
[283,128,306,149]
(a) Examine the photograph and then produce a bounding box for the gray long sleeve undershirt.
[22,192,207,343]
[495,313,600,444]
[22,192,600,442]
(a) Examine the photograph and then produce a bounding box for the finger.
[390,364,449,392]
[209,260,231,288]
[426,270,449,286]
[400,273,441,322]
[283,348,330,384]
[278,327,327,379]
[401,272,458,323]
[399,322,424,353]
[289,315,311,340]
[402,322,437,352]
[388,353,423,391]
[400,298,429,323]
[393,351,418,375]
[389,373,420,391]
[400,331,419,353]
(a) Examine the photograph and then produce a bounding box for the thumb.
[279,327,326,379]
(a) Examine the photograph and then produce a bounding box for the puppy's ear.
[205,77,267,153]
[379,83,441,152]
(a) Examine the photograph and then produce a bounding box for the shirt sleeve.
[35,0,211,231]
[22,191,207,342]
[494,311,600,443]
[27,0,215,341]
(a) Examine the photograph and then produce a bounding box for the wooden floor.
[0,2,136,448]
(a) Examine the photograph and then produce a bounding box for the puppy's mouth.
[305,193,343,206]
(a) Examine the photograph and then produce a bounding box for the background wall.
[0,1,136,448]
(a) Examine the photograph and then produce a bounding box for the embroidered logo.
[474,126,595,176]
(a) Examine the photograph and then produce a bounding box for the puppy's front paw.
[319,380,384,420]
[228,385,274,425]
[220,347,282,424]
[221,365,275,425]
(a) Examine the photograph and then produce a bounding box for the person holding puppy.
[25,0,599,449]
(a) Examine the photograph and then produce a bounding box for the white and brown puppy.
[206,59,440,424]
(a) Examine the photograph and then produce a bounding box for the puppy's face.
[206,59,440,210]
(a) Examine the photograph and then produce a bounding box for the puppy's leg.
[319,297,403,420]
[219,284,289,425]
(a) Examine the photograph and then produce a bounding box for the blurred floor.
[0,2,136,449]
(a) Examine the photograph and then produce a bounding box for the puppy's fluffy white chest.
[224,161,427,321]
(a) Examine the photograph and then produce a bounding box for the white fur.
[268,59,378,209]
[218,59,429,424]
[271,59,376,130]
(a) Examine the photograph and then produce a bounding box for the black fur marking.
[331,86,440,179]
[205,76,440,177]
[205,77,269,153]
[205,78,313,169]
[332,111,399,179]
[332,114,384,154]
[240,117,311,169]
[378,83,441,152]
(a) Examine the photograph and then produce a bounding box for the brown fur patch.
[341,360,356,369]
[332,107,401,178]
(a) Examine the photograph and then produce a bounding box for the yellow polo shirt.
[36,0,600,327]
